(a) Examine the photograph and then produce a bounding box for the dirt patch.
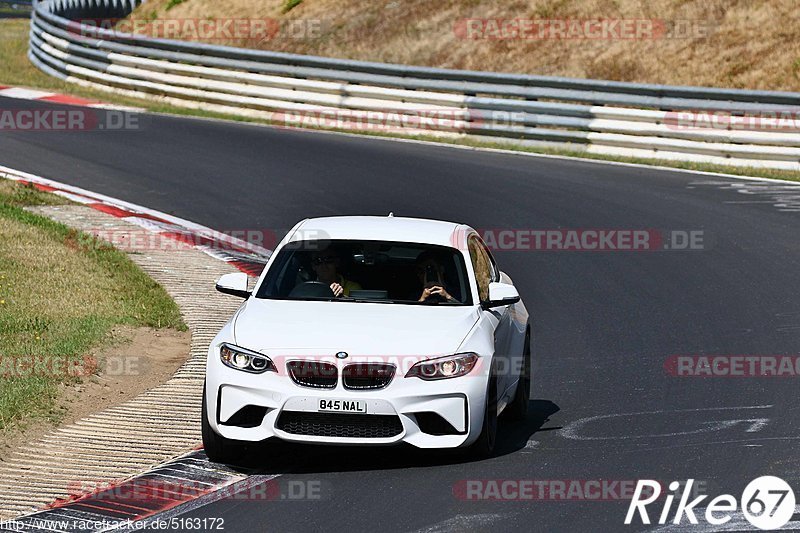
[0,326,190,461]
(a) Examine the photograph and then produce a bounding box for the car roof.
[288,216,472,248]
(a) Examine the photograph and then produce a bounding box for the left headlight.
[405,353,479,380]
[219,343,277,374]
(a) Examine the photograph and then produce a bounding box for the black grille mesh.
[276,411,403,438]
[342,363,396,390]
[287,361,337,389]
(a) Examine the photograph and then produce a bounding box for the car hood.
[233,299,480,356]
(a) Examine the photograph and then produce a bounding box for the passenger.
[311,249,362,297]
[414,250,457,303]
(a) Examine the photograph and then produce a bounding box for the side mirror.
[216,272,251,299]
[482,282,520,309]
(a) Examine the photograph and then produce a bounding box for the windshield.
[255,240,472,305]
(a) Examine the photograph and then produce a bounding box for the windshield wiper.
[340,298,399,304]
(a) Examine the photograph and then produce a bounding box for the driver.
[414,250,457,303]
[311,248,362,298]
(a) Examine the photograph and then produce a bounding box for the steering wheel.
[288,281,336,298]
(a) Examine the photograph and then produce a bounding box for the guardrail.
[27,0,800,170]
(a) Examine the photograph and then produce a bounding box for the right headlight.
[219,343,276,374]
[405,353,479,380]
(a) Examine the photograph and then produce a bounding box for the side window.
[477,238,500,282]
[468,235,491,302]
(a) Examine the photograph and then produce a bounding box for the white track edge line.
[0,164,272,258]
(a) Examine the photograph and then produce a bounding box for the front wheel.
[505,328,531,420]
[468,364,498,458]
[202,386,245,465]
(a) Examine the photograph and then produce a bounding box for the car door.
[468,235,515,404]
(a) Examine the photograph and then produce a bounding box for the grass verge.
[0,18,165,108]
[0,179,185,432]
[1,18,798,183]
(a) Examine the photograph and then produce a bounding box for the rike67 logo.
[625,477,796,530]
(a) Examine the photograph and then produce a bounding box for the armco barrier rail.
[27,0,800,170]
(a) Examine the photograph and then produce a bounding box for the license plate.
[318,399,367,413]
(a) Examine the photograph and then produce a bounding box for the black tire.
[469,362,498,458]
[505,328,531,420]
[201,386,244,465]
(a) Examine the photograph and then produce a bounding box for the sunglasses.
[312,256,337,266]
[416,263,440,273]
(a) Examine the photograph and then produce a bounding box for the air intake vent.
[276,411,403,438]
[221,405,270,428]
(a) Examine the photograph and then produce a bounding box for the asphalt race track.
[1,96,799,532]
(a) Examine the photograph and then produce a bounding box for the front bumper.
[205,351,489,448]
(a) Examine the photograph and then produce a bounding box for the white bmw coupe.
[202,216,530,463]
